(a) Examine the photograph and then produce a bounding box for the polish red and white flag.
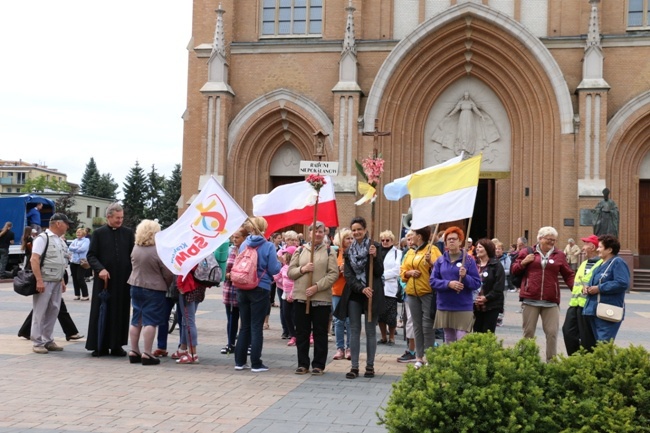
[252,176,339,234]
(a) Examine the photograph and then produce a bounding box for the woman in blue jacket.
[582,234,630,345]
[233,217,281,373]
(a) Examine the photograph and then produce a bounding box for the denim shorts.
[130,285,166,327]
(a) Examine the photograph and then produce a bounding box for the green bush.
[545,344,650,433]
[379,334,650,433]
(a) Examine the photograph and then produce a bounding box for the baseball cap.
[50,213,72,225]
[278,245,298,256]
[581,234,599,247]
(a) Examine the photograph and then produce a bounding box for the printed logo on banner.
[192,194,228,238]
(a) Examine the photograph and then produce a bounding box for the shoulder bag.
[13,234,49,296]
[595,258,624,323]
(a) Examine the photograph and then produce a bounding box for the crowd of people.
[16,204,631,376]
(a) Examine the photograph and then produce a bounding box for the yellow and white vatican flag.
[155,176,248,277]
[407,154,482,229]
[383,153,464,201]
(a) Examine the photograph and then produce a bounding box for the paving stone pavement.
[0,279,649,433]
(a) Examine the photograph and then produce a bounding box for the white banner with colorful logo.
[155,176,248,277]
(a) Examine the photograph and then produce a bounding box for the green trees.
[54,192,81,237]
[80,157,118,199]
[122,161,148,229]
[80,157,100,195]
[122,162,182,229]
[157,164,182,228]
[23,175,70,193]
[79,158,181,229]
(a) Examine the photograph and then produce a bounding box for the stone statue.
[315,136,324,156]
[431,91,500,155]
[592,188,619,237]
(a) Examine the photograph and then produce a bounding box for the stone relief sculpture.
[431,92,500,156]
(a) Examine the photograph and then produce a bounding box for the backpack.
[192,254,222,287]
[230,245,263,290]
[510,247,533,288]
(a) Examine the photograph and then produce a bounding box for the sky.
[0,1,193,195]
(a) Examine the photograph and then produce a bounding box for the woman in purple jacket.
[430,226,481,343]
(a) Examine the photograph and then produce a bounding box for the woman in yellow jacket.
[400,226,442,368]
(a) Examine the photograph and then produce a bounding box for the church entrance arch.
[365,6,568,242]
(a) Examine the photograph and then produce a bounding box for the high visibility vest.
[569,258,603,307]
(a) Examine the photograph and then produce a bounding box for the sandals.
[141,353,161,366]
[295,366,309,375]
[377,339,388,345]
[128,351,142,364]
[364,367,375,378]
[152,349,168,357]
[176,353,199,364]
[171,349,188,360]
[346,368,359,379]
[311,368,324,376]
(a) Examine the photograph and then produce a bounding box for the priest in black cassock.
[85,203,135,357]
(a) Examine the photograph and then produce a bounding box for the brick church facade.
[181,0,650,265]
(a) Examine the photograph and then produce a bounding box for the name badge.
[549,259,555,264]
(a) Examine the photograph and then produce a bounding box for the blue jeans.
[348,299,378,369]
[178,294,198,347]
[157,298,176,350]
[332,295,349,350]
[235,287,269,369]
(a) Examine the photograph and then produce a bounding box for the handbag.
[594,258,624,323]
[80,258,91,270]
[13,234,49,297]
[596,300,623,322]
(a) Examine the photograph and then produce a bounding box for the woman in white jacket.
[377,230,402,345]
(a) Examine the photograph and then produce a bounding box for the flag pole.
[305,196,319,315]
[458,217,473,286]
[429,224,439,246]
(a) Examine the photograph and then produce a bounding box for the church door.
[639,180,650,258]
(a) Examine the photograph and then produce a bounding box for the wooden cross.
[362,119,391,155]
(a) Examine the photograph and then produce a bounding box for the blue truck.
[0,194,55,276]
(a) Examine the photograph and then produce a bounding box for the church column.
[332,1,363,184]
[576,0,610,243]
[199,4,235,188]
[332,2,364,224]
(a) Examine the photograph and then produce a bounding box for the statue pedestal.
[618,249,634,291]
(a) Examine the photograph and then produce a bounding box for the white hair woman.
[378,230,402,346]
[511,226,575,361]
